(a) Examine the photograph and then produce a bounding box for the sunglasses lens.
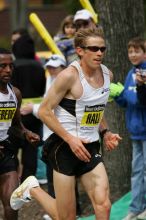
[100,47,106,52]
[90,47,99,52]
[85,46,106,52]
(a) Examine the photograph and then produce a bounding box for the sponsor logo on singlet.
[80,104,105,127]
[0,101,16,121]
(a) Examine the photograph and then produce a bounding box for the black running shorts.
[42,133,103,177]
[0,139,17,175]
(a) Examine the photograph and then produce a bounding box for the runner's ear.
[75,47,84,57]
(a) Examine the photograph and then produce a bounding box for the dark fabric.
[137,84,146,106]
[21,139,38,181]
[0,139,17,175]
[12,59,45,98]
[59,97,76,117]
[0,155,17,175]
[46,161,55,198]
[42,133,103,177]
[0,139,17,155]
[12,34,35,59]
[11,59,46,129]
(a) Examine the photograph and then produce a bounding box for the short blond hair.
[74,27,104,48]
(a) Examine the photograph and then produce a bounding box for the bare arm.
[38,68,74,141]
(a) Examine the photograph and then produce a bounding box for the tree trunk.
[95,0,145,201]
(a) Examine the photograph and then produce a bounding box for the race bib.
[80,104,105,127]
[0,101,16,123]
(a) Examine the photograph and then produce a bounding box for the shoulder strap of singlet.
[70,61,84,81]
[70,61,110,84]
[101,64,110,76]
[8,83,18,103]
[8,83,13,90]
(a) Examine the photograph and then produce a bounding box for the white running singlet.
[0,84,17,141]
[54,61,110,142]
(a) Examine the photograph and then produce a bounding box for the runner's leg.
[80,162,111,220]
[53,170,76,220]
[0,171,19,220]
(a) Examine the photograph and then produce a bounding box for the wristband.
[100,129,110,138]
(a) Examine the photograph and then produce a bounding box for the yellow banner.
[29,13,63,56]
[79,0,98,23]
[22,97,42,105]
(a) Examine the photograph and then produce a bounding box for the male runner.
[38,28,121,219]
[0,48,39,220]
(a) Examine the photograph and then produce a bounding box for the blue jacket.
[115,61,146,140]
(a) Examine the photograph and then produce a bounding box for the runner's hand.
[67,136,91,162]
[103,131,122,151]
[25,130,40,145]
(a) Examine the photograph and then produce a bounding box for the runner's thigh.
[53,170,76,220]
[80,162,110,205]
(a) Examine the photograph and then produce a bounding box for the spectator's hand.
[20,103,33,115]
[136,69,146,85]
[67,135,91,162]
[25,130,40,145]
[103,131,122,151]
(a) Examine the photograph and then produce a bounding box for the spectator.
[11,34,46,182]
[74,9,97,31]
[0,47,39,220]
[54,15,76,42]
[11,28,29,46]
[114,37,146,220]
[54,15,76,65]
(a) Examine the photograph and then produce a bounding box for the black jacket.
[11,34,46,131]
[137,84,146,106]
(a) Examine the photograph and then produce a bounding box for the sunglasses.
[81,46,106,53]
[0,63,14,69]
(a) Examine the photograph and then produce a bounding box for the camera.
[139,69,146,77]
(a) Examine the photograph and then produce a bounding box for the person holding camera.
[114,37,146,220]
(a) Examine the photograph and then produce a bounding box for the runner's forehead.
[85,36,105,45]
[0,54,13,62]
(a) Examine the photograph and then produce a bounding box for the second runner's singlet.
[0,84,17,141]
